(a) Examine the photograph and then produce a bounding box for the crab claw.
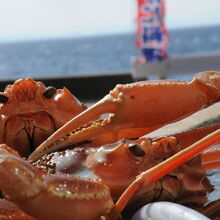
[29,71,220,161]
[0,144,114,220]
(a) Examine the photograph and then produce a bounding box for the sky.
[0,0,220,41]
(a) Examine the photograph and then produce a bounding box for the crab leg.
[106,129,220,220]
[197,199,220,218]
[169,123,220,170]
[29,71,220,161]
[202,146,220,171]
[0,144,114,220]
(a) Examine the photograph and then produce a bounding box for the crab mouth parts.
[6,112,57,155]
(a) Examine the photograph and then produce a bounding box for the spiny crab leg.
[107,129,220,220]
[29,71,220,161]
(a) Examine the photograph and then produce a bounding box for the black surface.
[0,73,133,100]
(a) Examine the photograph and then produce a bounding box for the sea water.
[0,25,219,80]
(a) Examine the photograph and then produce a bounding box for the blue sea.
[0,25,220,80]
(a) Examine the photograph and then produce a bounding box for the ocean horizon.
[0,25,220,80]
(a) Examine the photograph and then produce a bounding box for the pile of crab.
[0,71,219,220]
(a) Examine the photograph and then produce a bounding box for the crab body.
[0,78,86,157]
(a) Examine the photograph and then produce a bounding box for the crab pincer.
[29,71,220,161]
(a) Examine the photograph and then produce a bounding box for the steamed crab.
[0,72,219,219]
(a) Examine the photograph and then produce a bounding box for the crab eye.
[0,93,9,103]
[128,143,145,157]
[43,86,56,98]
